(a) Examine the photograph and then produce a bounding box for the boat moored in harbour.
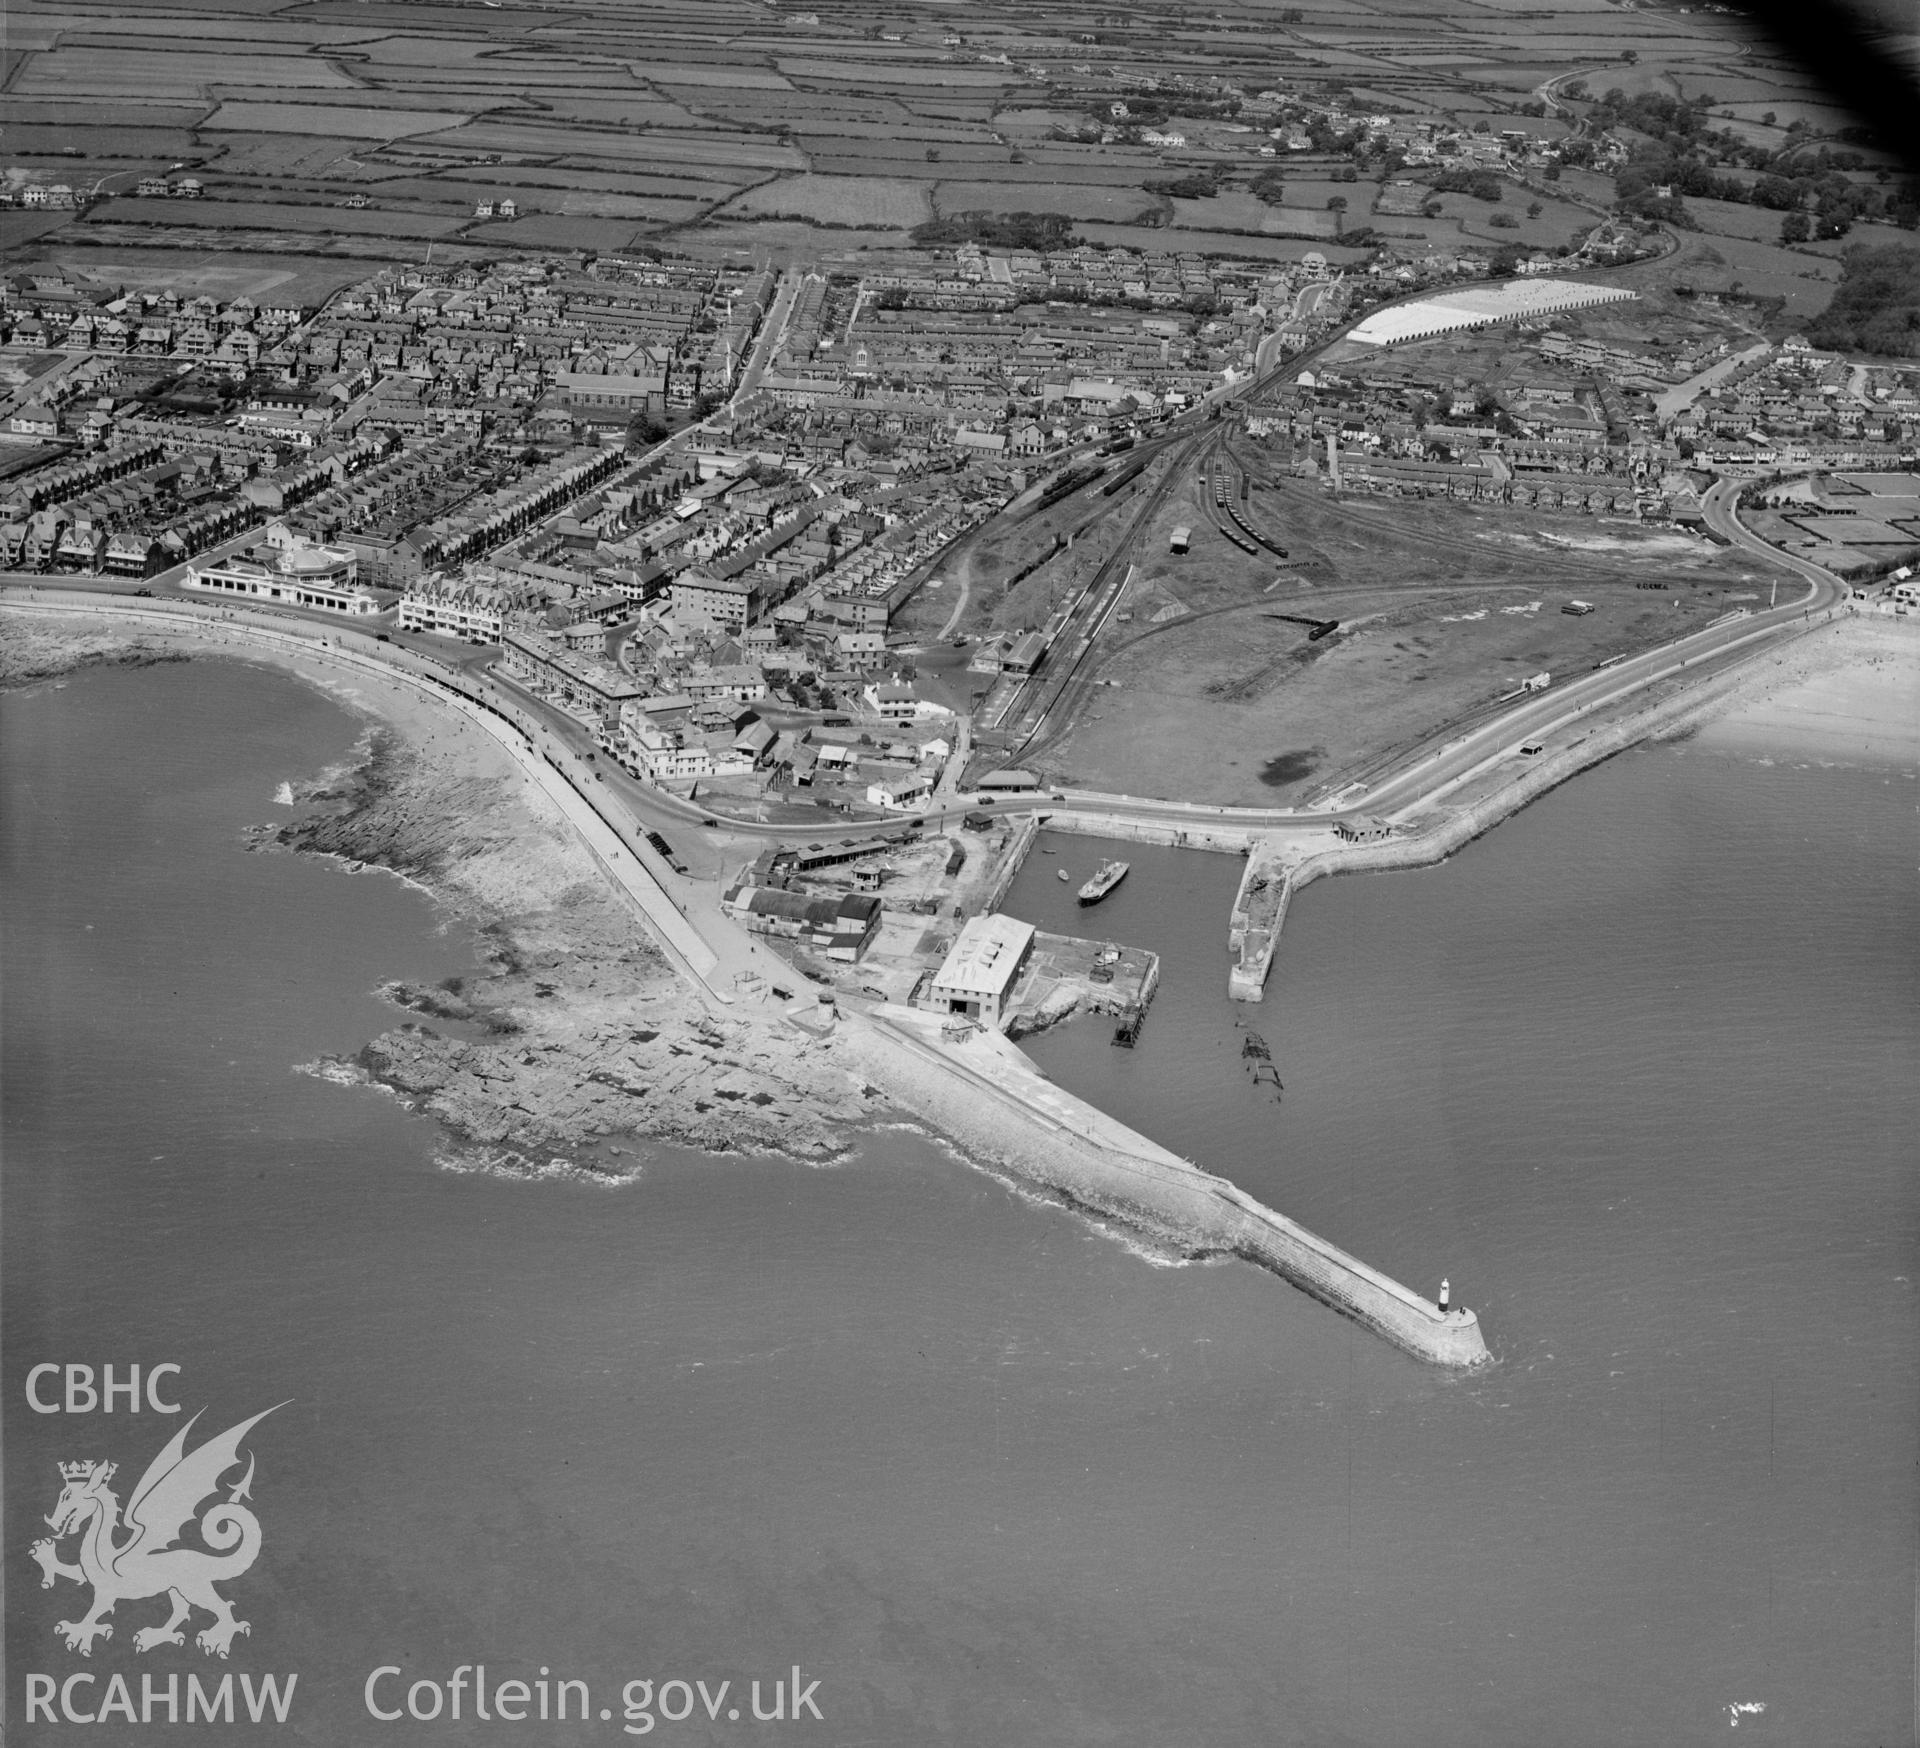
[1077,860,1129,905]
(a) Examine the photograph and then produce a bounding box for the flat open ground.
[1041,579,1751,806]
[53,249,390,305]
[1610,230,1842,320]
[720,175,931,230]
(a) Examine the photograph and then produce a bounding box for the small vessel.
[1056,868,1070,882]
[1077,860,1129,905]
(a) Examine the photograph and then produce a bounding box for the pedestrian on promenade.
[1438,1278,1450,1316]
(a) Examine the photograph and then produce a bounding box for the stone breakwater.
[839,1008,1490,1369]
[1226,655,1781,1001]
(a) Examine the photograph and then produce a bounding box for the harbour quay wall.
[976,811,1041,915]
[1226,837,1302,1002]
[844,1007,1490,1369]
[1042,810,1263,853]
[1223,664,1775,1002]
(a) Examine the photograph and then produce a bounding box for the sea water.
[4,659,1914,1746]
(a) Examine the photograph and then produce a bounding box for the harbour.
[4,657,1915,1743]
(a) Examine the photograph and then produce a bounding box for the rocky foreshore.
[250,675,879,1177]
[1,606,886,1179]
[0,619,190,688]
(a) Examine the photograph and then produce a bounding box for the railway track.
[1207,443,1293,558]
[1241,458,1724,590]
[996,431,1209,753]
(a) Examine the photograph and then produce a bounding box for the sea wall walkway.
[0,591,732,998]
[1221,634,1821,1000]
[844,1006,1490,1369]
[6,588,1488,1368]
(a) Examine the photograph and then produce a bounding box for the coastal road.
[0,518,1848,1026]
[1700,476,1853,600]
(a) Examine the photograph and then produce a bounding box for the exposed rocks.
[5,609,899,1178]
[1004,984,1083,1039]
[0,619,189,689]
[353,1006,856,1171]
[380,978,520,1034]
[253,676,873,1174]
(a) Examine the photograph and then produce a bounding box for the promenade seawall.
[0,591,730,996]
[1224,648,1804,1001]
[841,1006,1491,1369]
[6,589,1491,1366]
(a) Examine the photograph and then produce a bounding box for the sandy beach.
[1,606,878,1175]
[1686,613,1920,767]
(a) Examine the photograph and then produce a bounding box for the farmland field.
[677,220,933,261]
[811,154,1151,187]
[330,36,500,68]
[13,47,358,97]
[365,62,640,89]
[0,210,78,250]
[1687,197,1797,244]
[1803,222,1920,259]
[720,175,931,229]
[0,0,1902,390]
[671,94,906,124]
[48,19,380,46]
[0,122,205,167]
[1075,222,1376,263]
[1451,112,1568,140]
[466,214,649,251]
[1171,192,1342,237]
[370,178,702,222]
[1266,176,1368,211]
[937,181,1154,224]
[513,96,718,128]
[206,101,478,138]
[89,195,468,238]
[416,119,804,170]
[1719,99,1856,130]
[1,104,207,132]
[60,249,395,304]
[428,165,727,199]
[1616,232,1843,317]
[991,107,1094,137]
[777,59,1015,89]
[641,64,794,89]
[1448,188,1597,249]
[211,135,382,178]
[802,138,1008,165]
[210,87,509,112]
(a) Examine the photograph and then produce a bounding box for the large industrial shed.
[1348,280,1637,349]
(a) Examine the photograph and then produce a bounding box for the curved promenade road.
[0,477,1842,1021]
[1700,476,1852,596]
[7,490,1836,864]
